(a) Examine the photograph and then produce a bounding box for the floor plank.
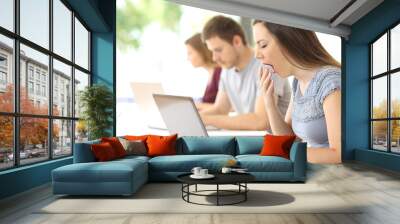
[1,162,400,224]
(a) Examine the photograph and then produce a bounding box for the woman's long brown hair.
[253,20,340,69]
[185,33,216,66]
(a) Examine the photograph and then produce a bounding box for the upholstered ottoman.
[52,156,148,196]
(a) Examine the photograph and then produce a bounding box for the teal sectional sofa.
[52,136,307,196]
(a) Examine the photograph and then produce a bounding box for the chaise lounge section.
[52,140,149,196]
[52,136,307,196]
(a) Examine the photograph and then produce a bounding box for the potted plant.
[79,84,113,140]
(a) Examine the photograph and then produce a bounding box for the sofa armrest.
[73,140,99,163]
[289,142,307,181]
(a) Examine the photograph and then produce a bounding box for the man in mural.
[200,15,291,131]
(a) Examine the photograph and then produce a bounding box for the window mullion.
[388,30,391,152]
[13,0,20,167]
[48,0,53,160]
[71,10,76,155]
[370,45,373,149]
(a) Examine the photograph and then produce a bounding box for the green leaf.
[117,0,182,51]
[79,84,114,140]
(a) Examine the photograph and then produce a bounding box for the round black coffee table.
[177,173,255,206]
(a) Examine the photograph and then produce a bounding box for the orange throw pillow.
[146,134,178,157]
[260,134,296,159]
[101,137,127,158]
[124,135,149,141]
[91,142,117,161]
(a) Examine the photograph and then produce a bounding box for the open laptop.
[152,94,219,137]
[130,82,167,129]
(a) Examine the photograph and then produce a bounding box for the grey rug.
[37,183,362,214]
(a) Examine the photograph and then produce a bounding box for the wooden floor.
[1,162,400,224]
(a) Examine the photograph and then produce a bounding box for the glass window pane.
[20,0,49,49]
[372,121,388,151]
[0,0,14,31]
[391,120,400,153]
[20,44,49,115]
[391,24,400,70]
[53,0,71,60]
[20,117,49,165]
[53,119,72,158]
[75,120,88,143]
[0,34,14,113]
[372,77,387,119]
[372,33,387,76]
[391,72,400,118]
[0,116,14,170]
[74,69,89,118]
[74,18,89,70]
[53,59,72,117]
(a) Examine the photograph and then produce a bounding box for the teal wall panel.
[343,44,370,160]
[66,0,110,32]
[0,158,72,199]
[344,0,400,172]
[91,0,116,135]
[91,32,115,135]
[355,149,400,172]
[92,33,114,87]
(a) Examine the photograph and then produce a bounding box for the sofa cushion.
[124,135,150,150]
[118,138,147,156]
[236,155,293,172]
[91,142,118,161]
[73,139,100,163]
[260,134,296,159]
[148,154,235,172]
[124,135,149,142]
[177,136,236,155]
[235,136,264,155]
[52,159,147,183]
[101,137,127,158]
[147,134,178,157]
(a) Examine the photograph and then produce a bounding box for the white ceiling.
[225,0,352,22]
[168,0,384,38]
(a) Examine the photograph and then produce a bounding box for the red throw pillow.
[91,142,117,161]
[146,134,178,157]
[101,137,127,158]
[260,134,296,159]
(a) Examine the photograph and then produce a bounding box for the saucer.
[190,174,215,179]
[232,170,249,174]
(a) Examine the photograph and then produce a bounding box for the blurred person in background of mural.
[185,33,221,111]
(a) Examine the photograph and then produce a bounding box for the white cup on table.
[200,169,208,176]
[191,167,202,176]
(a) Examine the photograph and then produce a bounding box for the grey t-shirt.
[291,66,341,148]
[219,57,291,115]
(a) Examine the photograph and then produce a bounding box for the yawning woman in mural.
[253,20,342,164]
